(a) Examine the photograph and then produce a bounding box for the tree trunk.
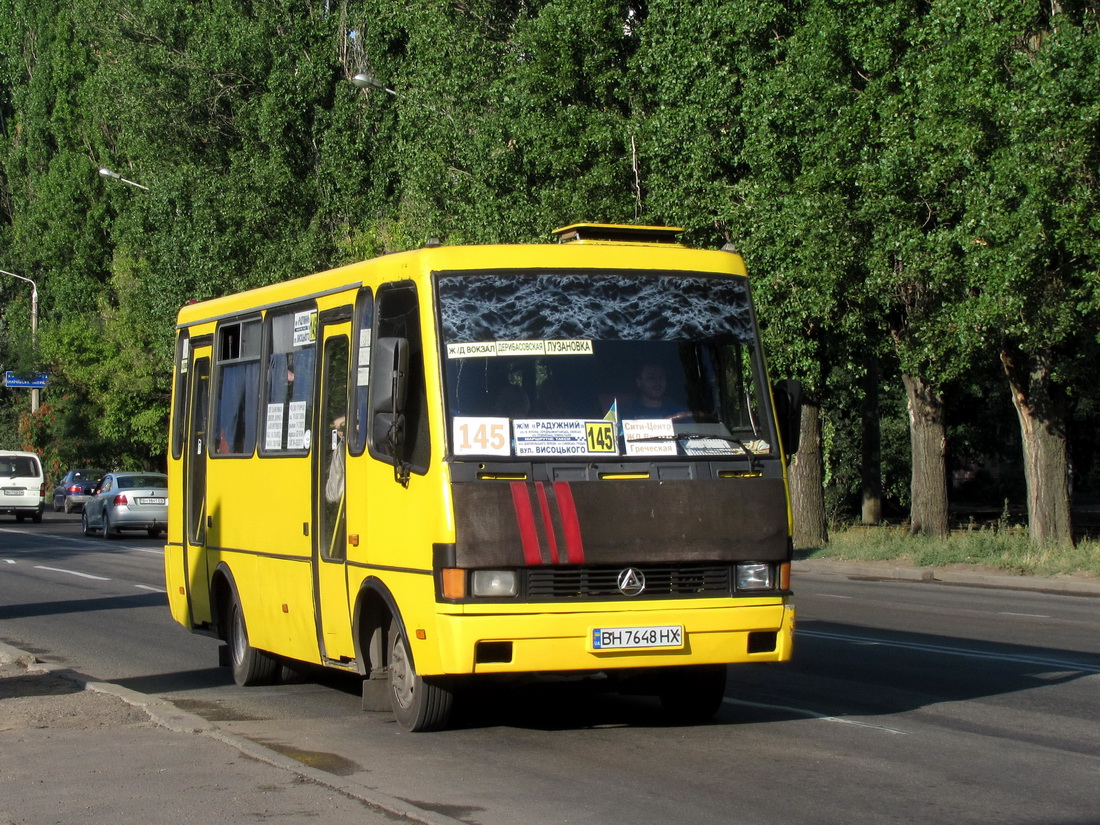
[790,399,828,549]
[902,372,949,537]
[861,356,883,525]
[1000,346,1074,547]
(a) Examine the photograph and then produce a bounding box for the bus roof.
[175,227,746,329]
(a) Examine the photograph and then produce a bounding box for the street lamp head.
[0,268,36,294]
[351,73,380,89]
[97,166,150,191]
[351,73,396,95]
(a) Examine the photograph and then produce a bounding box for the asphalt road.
[2,511,1098,825]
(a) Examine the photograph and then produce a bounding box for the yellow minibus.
[166,224,801,730]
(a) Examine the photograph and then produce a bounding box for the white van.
[0,450,46,523]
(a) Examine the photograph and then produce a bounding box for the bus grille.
[525,565,732,600]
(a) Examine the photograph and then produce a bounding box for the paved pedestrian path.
[0,643,459,825]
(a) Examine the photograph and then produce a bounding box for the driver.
[623,364,686,419]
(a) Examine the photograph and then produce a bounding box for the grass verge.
[798,525,1100,578]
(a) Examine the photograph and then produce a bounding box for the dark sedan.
[52,468,106,514]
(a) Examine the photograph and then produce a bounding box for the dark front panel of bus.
[451,478,789,567]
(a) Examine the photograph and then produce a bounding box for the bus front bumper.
[428,601,795,676]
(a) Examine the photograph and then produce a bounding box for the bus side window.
[262,307,317,453]
[214,318,262,455]
[349,287,373,456]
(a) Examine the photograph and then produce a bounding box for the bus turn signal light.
[442,568,466,599]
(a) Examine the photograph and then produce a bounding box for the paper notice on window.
[513,419,618,457]
[265,403,284,451]
[622,419,678,456]
[293,310,316,346]
[681,438,738,456]
[357,329,371,386]
[452,417,511,456]
[287,401,308,449]
[446,340,593,359]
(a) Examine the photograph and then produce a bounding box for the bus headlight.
[472,570,518,598]
[735,562,774,591]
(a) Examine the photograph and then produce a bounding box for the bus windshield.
[437,270,774,461]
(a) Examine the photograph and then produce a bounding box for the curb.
[0,644,37,668]
[0,640,465,825]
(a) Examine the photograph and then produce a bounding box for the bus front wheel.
[387,621,453,732]
[227,591,279,687]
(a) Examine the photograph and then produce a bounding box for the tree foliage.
[1,0,1098,547]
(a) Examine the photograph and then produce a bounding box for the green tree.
[958,2,1100,546]
[632,0,884,547]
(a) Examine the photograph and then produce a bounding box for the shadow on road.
[0,591,166,621]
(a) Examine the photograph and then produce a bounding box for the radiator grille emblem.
[617,568,646,597]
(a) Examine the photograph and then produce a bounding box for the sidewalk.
[2,563,1096,824]
[792,557,1100,597]
[0,642,462,825]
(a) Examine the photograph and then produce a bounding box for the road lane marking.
[999,612,1051,618]
[135,584,166,593]
[799,629,1100,674]
[33,565,110,581]
[723,697,909,734]
[3,559,14,564]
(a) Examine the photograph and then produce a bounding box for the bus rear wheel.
[387,621,453,732]
[657,664,727,724]
[227,591,278,687]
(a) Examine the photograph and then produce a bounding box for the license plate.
[591,625,684,650]
[2,489,21,496]
[138,497,166,505]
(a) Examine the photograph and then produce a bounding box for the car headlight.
[735,562,774,591]
[471,570,518,598]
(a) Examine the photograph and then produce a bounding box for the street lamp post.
[0,268,39,413]
[98,167,150,191]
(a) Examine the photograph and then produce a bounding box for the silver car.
[81,472,168,539]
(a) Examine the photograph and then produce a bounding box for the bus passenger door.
[184,353,213,623]
[314,321,354,662]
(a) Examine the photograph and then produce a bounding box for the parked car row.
[0,452,167,538]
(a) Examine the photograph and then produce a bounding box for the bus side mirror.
[773,379,802,456]
[369,337,409,459]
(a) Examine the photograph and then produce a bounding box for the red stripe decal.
[553,482,585,564]
[534,482,560,564]
[510,482,543,565]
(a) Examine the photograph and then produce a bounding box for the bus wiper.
[627,432,760,471]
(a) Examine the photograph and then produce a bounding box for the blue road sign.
[3,371,48,389]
